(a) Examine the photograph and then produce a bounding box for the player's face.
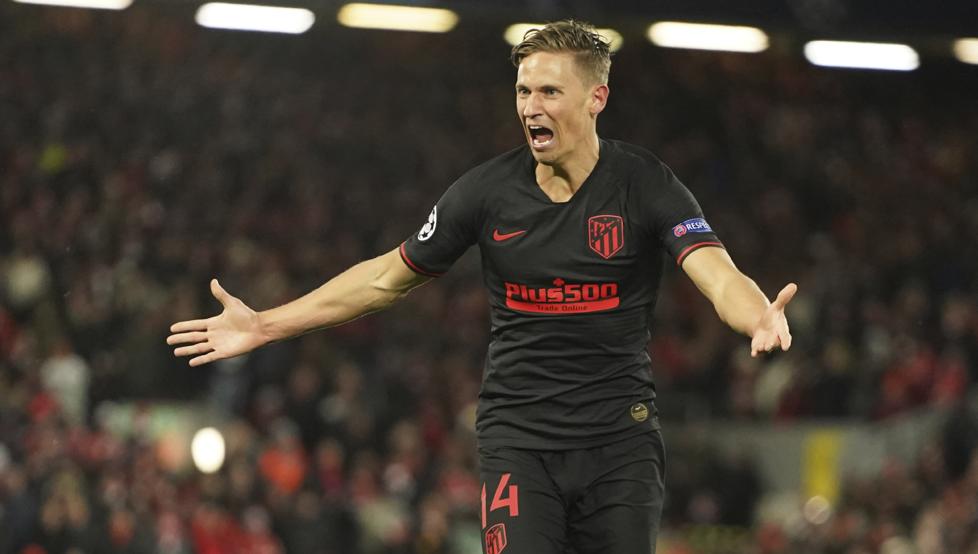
[515,51,607,166]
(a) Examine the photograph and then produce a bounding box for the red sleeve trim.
[676,241,725,266]
[399,242,443,277]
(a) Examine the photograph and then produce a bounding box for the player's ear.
[590,84,609,116]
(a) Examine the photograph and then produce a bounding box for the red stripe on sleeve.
[399,243,443,277]
[676,241,725,266]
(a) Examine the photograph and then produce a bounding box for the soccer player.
[168,20,795,554]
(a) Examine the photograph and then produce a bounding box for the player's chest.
[479,193,644,280]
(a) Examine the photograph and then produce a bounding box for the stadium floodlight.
[804,40,919,71]
[195,2,315,34]
[953,39,978,65]
[337,3,458,33]
[646,22,768,53]
[13,0,131,10]
[191,427,226,474]
[504,23,624,53]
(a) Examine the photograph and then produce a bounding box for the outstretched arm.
[167,247,430,366]
[680,247,796,357]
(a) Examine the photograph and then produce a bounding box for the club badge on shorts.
[484,523,507,554]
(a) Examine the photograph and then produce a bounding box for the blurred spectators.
[1,3,977,553]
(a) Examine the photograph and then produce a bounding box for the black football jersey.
[401,139,724,449]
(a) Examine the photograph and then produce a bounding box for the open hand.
[750,283,797,358]
[167,279,267,366]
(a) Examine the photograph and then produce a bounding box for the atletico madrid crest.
[588,215,624,259]
[485,524,507,554]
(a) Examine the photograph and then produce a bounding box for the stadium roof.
[244,0,978,37]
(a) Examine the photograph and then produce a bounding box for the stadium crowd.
[1,4,977,553]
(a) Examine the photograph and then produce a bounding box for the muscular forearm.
[708,273,770,337]
[681,247,771,337]
[258,249,425,343]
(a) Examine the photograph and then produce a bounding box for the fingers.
[751,327,792,357]
[168,322,214,360]
[166,331,207,346]
[171,279,228,333]
[772,283,798,310]
[190,352,221,367]
[751,340,777,357]
[751,336,765,358]
[170,319,209,333]
[211,278,233,306]
[752,284,796,357]
[173,342,213,358]
[169,278,233,367]
[171,340,224,367]
[779,328,793,352]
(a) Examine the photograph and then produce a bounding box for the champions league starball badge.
[418,206,437,241]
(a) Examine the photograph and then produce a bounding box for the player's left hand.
[750,283,797,358]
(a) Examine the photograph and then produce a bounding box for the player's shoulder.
[457,144,528,186]
[438,145,528,214]
[604,139,672,183]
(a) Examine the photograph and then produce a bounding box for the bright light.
[337,3,458,33]
[13,0,131,10]
[598,28,624,53]
[804,40,919,71]
[646,22,768,53]
[191,427,226,474]
[504,23,624,52]
[953,39,978,65]
[195,3,315,34]
[803,495,832,525]
[504,23,542,47]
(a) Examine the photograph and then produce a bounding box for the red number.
[491,473,519,516]
[482,473,519,529]
[481,483,487,528]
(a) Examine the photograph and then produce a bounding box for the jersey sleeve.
[643,161,725,266]
[400,174,482,277]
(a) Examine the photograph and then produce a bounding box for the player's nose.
[522,92,543,118]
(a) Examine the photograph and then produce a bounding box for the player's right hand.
[167,279,267,367]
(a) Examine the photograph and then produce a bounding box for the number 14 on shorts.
[481,472,520,528]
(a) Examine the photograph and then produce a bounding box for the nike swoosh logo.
[493,229,527,242]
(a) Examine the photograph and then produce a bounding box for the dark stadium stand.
[1,3,976,553]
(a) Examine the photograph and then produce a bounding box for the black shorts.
[478,430,666,554]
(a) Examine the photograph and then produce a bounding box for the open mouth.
[528,125,555,148]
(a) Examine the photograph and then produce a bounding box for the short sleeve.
[642,161,724,266]
[400,175,481,277]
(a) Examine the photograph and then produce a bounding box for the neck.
[535,133,601,203]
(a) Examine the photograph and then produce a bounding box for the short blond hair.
[510,20,612,85]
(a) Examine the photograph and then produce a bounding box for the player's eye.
[545,88,559,95]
